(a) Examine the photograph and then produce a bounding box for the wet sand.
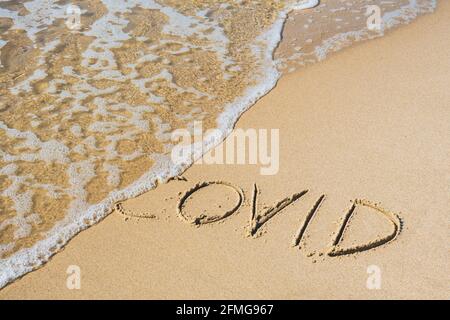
[0,1,449,299]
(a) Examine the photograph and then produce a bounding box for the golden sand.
[0,0,439,291]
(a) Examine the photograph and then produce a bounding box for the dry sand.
[1,1,449,299]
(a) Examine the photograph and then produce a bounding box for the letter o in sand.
[177,181,244,225]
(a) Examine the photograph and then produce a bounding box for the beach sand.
[1,1,449,299]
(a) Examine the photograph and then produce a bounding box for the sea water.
[0,0,436,288]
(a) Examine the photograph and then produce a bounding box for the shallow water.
[0,0,436,288]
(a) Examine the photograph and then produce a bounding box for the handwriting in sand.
[116,180,402,259]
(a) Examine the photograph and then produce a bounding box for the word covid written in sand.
[116,181,403,259]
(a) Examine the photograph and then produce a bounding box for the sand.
[1,1,449,299]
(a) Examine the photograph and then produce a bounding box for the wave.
[0,0,437,288]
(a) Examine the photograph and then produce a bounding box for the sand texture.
[0,1,449,299]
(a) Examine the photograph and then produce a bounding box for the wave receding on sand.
[0,0,437,288]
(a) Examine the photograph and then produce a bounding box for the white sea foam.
[0,0,438,289]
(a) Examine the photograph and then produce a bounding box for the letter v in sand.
[249,184,308,236]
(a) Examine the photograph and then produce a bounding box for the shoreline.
[1,0,449,299]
